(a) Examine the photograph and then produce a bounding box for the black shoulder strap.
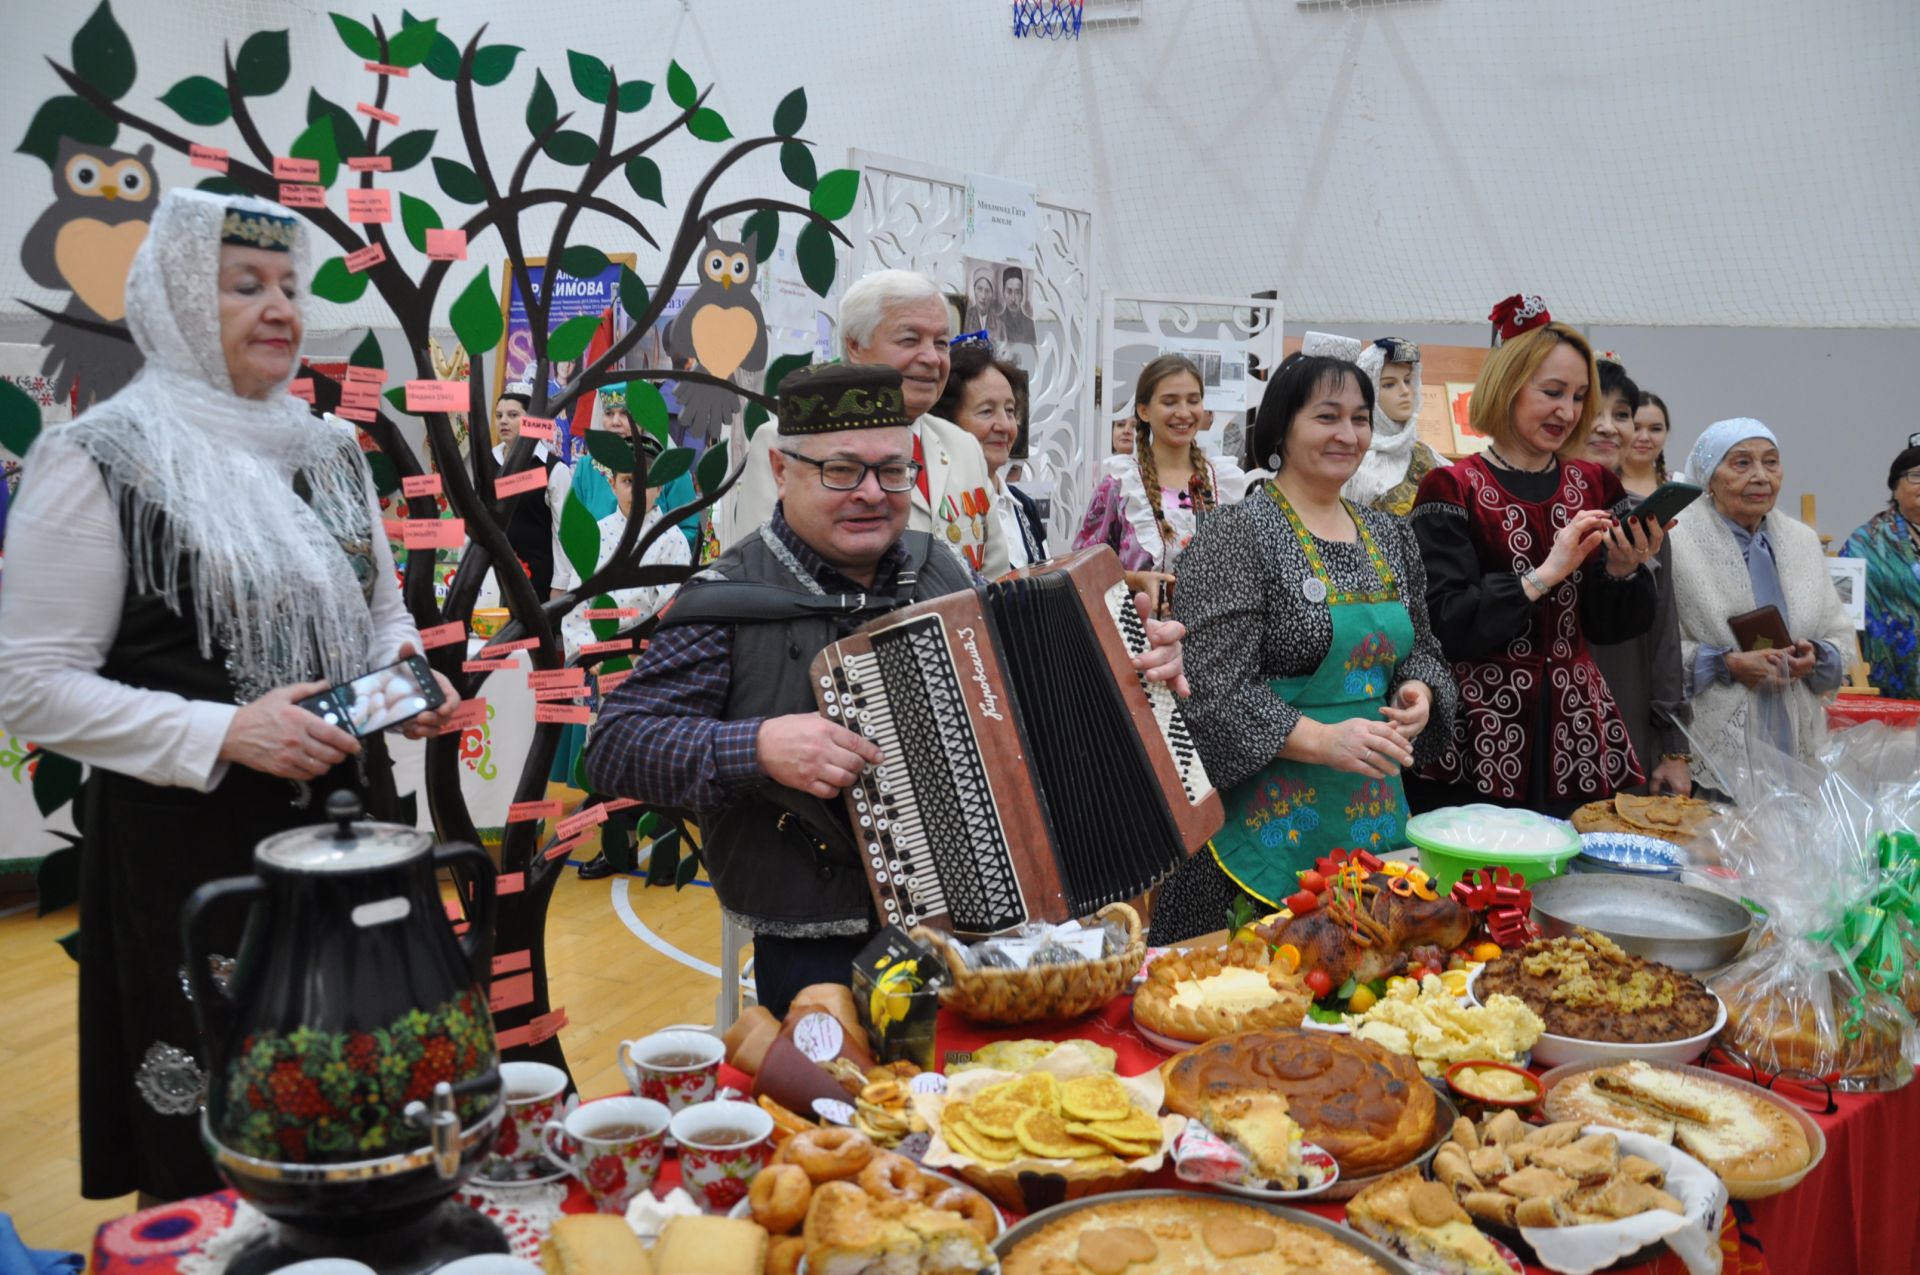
[655,531,941,630]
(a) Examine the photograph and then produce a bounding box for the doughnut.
[765,1236,806,1275]
[785,1127,874,1182]
[858,1151,920,1201]
[928,1186,999,1242]
[748,1163,813,1233]
[910,1172,947,1200]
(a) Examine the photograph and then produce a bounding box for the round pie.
[1000,1194,1392,1275]
[1133,942,1309,1043]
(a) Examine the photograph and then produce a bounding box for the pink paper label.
[580,638,633,656]
[356,101,400,125]
[460,658,516,672]
[555,804,610,839]
[493,467,547,499]
[480,636,540,655]
[402,517,465,548]
[347,188,392,224]
[528,1007,568,1043]
[190,144,229,173]
[535,702,591,725]
[347,154,394,172]
[425,227,468,260]
[490,972,535,1012]
[507,799,563,823]
[345,365,389,384]
[340,386,384,413]
[534,686,590,702]
[436,697,488,734]
[493,876,525,900]
[444,900,465,922]
[345,242,386,272]
[401,473,442,497]
[582,607,639,620]
[287,378,315,402]
[364,61,408,76]
[337,405,377,424]
[603,797,642,813]
[518,417,556,441]
[597,669,631,694]
[492,948,532,974]
[418,621,467,650]
[273,156,320,181]
[494,1024,532,1049]
[526,667,586,690]
[542,833,588,861]
[405,379,469,412]
[278,183,326,208]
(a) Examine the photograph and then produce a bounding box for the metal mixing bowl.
[1528,874,1754,971]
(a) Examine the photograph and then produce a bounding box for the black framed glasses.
[1703,1041,1839,1115]
[778,451,922,493]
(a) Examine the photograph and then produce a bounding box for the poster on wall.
[960,255,1039,369]
[492,255,637,458]
[1827,556,1868,631]
[1447,382,1489,455]
[1156,334,1249,413]
[961,171,1040,370]
[1418,384,1454,457]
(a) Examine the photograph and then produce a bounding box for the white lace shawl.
[1344,340,1427,508]
[58,189,379,701]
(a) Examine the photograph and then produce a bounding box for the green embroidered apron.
[1210,486,1416,907]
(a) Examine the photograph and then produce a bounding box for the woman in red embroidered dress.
[1405,297,1663,817]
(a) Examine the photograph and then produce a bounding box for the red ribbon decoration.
[1449,866,1541,947]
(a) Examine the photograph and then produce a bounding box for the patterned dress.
[1842,507,1920,698]
[1072,453,1262,574]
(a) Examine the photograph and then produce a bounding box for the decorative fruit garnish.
[1273,943,1302,973]
[1305,968,1333,999]
[1472,942,1503,962]
[1346,985,1378,1013]
[1297,869,1327,894]
[1285,890,1319,915]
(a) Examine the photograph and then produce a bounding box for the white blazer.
[718,412,1009,578]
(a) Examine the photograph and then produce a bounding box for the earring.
[1268,453,1283,470]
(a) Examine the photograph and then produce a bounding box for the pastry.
[1433,1114,1684,1229]
[724,1005,782,1075]
[1712,959,1909,1090]
[1196,1091,1313,1188]
[1546,1060,1812,1186]
[999,1195,1390,1275]
[1161,1028,1437,1176]
[1346,1166,1514,1275]
[654,1216,768,1275]
[1132,941,1308,1042]
[803,1180,994,1275]
[1479,930,1719,1044]
[1259,871,1472,989]
[1571,794,1719,845]
[542,1214,652,1275]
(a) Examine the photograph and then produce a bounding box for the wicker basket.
[912,903,1144,1026]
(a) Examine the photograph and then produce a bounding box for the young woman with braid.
[1073,354,1262,608]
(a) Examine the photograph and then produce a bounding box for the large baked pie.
[1478,930,1718,1044]
[1160,1028,1437,1177]
[1134,942,1309,1043]
[1571,794,1718,846]
[998,1195,1390,1275]
[1545,1061,1811,1188]
[1346,1166,1513,1275]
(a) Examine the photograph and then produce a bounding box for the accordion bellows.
[812,548,1222,935]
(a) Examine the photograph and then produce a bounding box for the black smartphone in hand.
[1627,480,1704,527]
[297,654,445,737]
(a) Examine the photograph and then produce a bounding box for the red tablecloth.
[1827,695,1920,730]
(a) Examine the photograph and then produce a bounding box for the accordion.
[810,548,1222,936]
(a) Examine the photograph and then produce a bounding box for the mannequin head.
[1376,362,1416,425]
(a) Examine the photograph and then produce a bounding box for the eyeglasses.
[1898,468,1920,487]
[778,451,923,493]
[1702,1041,1839,1114]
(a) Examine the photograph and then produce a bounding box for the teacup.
[670,1100,773,1212]
[488,1061,571,1173]
[543,1096,670,1214]
[617,1029,723,1111]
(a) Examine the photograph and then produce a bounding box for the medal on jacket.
[962,488,988,541]
[941,494,964,543]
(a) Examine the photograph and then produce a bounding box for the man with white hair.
[721,270,1009,577]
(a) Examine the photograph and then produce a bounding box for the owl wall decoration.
[665,227,769,444]
[20,136,158,403]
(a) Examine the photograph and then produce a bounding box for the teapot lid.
[256,791,433,872]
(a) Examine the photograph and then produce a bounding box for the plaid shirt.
[584,507,914,814]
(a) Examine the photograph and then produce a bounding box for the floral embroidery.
[1341,632,1400,698]
[1242,776,1320,849]
[1344,779,1401,852]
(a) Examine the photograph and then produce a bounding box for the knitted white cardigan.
[1670,501,1854,776]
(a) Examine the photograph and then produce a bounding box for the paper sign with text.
[273,156,320,181]
[356,101,400,125]
[554,804,609,839]
[582,607,639,620]
[489,972,534,1012]
[364,61,408,76]
[401,473,442,498]
[401,517,465,549]
[492,949,532,975]
[418,621,467,650]
[526,667,586,690]
[480,637,539,656]
[278,184,326,208]
[424,227,467,260]
[345,243,387,273]
[596,669,631,694]
[493,467,547,499]
[346,154,394,172]
[405,379,469,412]
[287,378,315,403]
[460,658,515,673]
[435,698,488,734]
[534,702,591,725]
[518,417,556,441]
[507,799,563,823]
[579,638,633,656]
[542,833,589,862]
[345,365,389,384]
[347,188,392,224]
[189,144,228,173]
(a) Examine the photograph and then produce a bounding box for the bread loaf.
[542,1214,652,1275]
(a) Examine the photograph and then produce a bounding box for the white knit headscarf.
[1345,338,1426,508]
[62,189,378,701]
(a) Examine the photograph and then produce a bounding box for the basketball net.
[1012,0,1084,39]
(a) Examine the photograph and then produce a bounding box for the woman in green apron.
[1147,351,1457,944]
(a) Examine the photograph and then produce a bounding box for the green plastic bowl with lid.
[1404,804,1582,894]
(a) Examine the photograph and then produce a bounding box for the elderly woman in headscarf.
[0,191,456,1201]
[1670,418,1853,776]
[1841,441,1920,698]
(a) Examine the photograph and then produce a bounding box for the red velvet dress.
[1410,455,1649,806]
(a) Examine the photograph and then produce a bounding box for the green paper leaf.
[330,12,380,61]
[74,2,137,101]
[421,32,461,81]
[159,76,230,127]
[646,826,682,886]
[570,745,590,794]
[627,380,669,439]
[773,86,807,138]
[544,130,596,166]
[525,69,557,137]
[31,750,82,817]
[36,845,80,917]
[559,489,601,584]
[194,175,247,196]
[617,265,651,326]
[796,219,837,297]
[696,438,731,497]
[380,128,436,171]
[647,446,694,488]
[365,448,401,496]
[16,96,115,169]
[471,44,523,87]
[449,267,503,355]
[311,257,371,303]
[780,140,817,191]
[235,29,291,97]
[350,329,383,369]
[385,16,439,69]
[288,113,341,187]
[666,60,696,110]
[559,244,609,280]
[752,352,812,440]
[567,50,611,104]
[589,593,618,641]
[383,385,418,416]
[0,379,44,459]
[400,193,442,252]
[616,80,652,113]
[433,155,486,204]
[743,401,767,438]
[585,429,634,474]
[306,90,367,158]
[809,168,860,221]
[398,790,419,827]
[545,314,601,363]
[686,107,731,143]
[599,655,632,677]
[675,847,700,889]
[742,208,779,263]
[623,155,663,205]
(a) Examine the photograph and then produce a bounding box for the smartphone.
[298,654,445,737]
[1627,480,1704,527]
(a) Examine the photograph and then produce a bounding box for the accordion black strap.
[655,530,941,629]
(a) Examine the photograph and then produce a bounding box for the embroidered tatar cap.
[499,380,534,407]
[1489,293,1552,343]
[1301,330,1365,361]
[599,382,628,413]
[776,362,910,435]
[1374,337,1420,365]
[220,206,298,251]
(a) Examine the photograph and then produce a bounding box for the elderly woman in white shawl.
[1670,418,1852,779]
[0,190,455,1202]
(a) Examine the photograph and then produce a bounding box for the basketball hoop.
[1012,0,1084,39]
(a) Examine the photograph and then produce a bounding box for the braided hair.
[1133,354,1216,550]
[1641,391,1673,483]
